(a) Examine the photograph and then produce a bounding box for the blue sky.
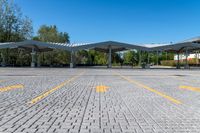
[15,0,200,44]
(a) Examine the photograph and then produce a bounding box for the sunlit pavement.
[0,68,200,133]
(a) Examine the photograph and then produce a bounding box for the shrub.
[161,59,200,66]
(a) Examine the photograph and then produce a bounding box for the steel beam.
[176,52,180,69]
[31,47,36,68]
[108,45,112,68]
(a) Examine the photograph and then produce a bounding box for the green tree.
[0,0,33,42]
[124,50,139,66]
[34,25,69,43]
[0,0,33,66]
[33,25,70,66]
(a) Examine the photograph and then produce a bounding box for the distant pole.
[185,48,189,69]
[37,52,41,67]
[138,50,141,66]
[31,47,36,68]
[176,52,180,69]
[1,52,6,67]
[70,50,74,68]
[156,50,159,65]
[108,45,112,68]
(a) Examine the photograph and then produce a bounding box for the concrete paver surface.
[0,68,200,133]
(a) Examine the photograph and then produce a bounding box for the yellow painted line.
[179,86,200,92]
[96,85,109,93]
[114,72,182,104]
[29,71,85,104]
[0,84,24,92]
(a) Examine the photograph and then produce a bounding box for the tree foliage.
[124,50,139,66]
[32,25,70,66]
[0,0,33,42]
[33,25,69,43]
[75,50,107,65]
[0,0,33,66]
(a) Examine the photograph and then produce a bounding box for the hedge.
[161,59,199,66]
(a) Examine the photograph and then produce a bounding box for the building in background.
[174,53,200,61]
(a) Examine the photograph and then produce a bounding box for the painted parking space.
[96,85,109,93]
[114,72,182,104]
[179,85,200,92]
[29,71,85,104]
[0,68,200,132]
[0,84,24,92]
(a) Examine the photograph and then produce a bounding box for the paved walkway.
[0,68,200,133]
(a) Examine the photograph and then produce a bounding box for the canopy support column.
[138,50,141,67]
[37,53,41,67]
[196,51,199,65]
[108,45,112,68]
[31,47,36,68]
[176,52,180,69]
[70,50,74,68]
[1,52,6,67]
[195,51,198,65]
[146,52,150,69]
[156,50,159,65]
[184,48,189,69]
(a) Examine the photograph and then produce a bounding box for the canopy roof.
[149,36,200,52]
[0,37,200,53]
[73,41,150,52]
[182,36,200,43]
[149,42,200,52]
[0,40,71,52]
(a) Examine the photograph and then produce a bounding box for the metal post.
[108,45,112,68]
[185,48,189,69]
[138,50,141,66]
[31,47,36,67]
[70,50,74,68]
[176,52,180,69]
[146,52,150,69]
[156,50,159,65]
[37,53,41,67]
[1,52,6,67]
[197,51,200,65]
[195,51,198,65]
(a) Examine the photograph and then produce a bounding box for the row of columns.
[0,47,40,68]
[102,47,192,69]
[0,47,194,69]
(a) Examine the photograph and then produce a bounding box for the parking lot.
[0,68,200,133]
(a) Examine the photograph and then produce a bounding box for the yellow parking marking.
[29,71,85,104]
[179,86,200,92]
[0,84,24,92]
[114,72,182,104]
[96,85,109,93]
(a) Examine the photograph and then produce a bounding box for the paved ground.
[1,68,200,133]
